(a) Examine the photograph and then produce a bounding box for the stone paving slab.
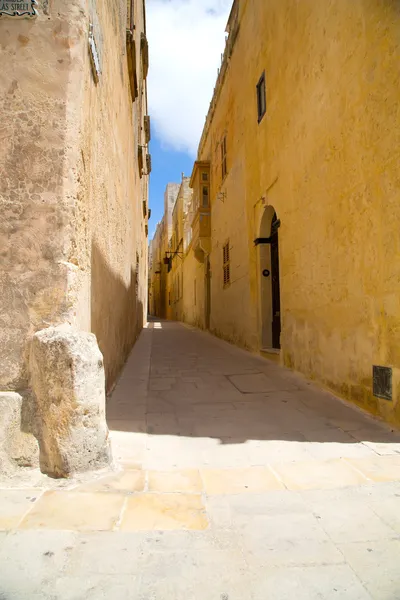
[347,455,400,482]
[19,491,125,532]
[120,492,209,531]
[272,458,369,490]
[148,469,202,493]
[0,488,43,530]
[201,466,285,494]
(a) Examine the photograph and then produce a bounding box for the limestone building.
[0,0,150,476]
[158,0,400,426]
[167,177,192,322]
[149,218,164,318]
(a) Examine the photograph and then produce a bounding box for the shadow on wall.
[91,241,143,393]
[107,324,400,446]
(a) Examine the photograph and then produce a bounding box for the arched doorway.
[257,207,281,350]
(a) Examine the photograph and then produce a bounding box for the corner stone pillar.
[30,324,111,478]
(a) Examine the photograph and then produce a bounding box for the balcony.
[192,208,211,262]
[189,161,211,263]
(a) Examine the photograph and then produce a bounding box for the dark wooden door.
[205,257,211,330]
[271,227,281,349]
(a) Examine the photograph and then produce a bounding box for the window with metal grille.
[256,72,266,122]
[221,135,227,180]
[223,242,230,287]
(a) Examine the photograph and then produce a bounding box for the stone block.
[30,324,111,478]
[20,491,125,532]
[0,392,39,475]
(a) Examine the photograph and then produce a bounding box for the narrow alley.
[1,322,400,599]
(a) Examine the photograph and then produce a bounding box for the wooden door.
[270,222,281,349]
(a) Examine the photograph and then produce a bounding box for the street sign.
[0,1,38,18]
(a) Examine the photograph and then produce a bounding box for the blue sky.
[148,138,193,238]
[146,0,232,239]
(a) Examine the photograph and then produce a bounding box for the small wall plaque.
[373,365,392,401]
[0,1,38,18]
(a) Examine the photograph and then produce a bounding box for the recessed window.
[202,186,209,207]
[221,135,227,180]
[223,242,230,287]
[256,72,266,122]
[201,172,208,182]
[127,0,134,31]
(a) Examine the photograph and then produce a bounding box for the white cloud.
[147,0,232,157]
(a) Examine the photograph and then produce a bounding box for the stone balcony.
[189,161,211,263]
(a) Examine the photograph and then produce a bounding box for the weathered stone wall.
[79,0,149,390]
[193,0,400,425]
[0,0,87,391]
[167,178,192,322]
[182,251,206,330]
[0,0,149,473]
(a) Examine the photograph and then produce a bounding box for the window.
[127,0,134,31]
[223,242,230,287]
[221,135,227,180]
[202,186,209,207]
[256,72,266,122]
[201,172,208,182]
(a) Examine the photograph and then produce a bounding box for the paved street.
[1,322,400,599]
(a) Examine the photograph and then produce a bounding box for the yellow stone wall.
[190,0,400,425]
[79,0,149,390]
[167,178,192,322]
[182,250,206,330]
[0,0,149,393]
[149,220,164,318]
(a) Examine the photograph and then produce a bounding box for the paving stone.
[0,488,43,530]
[224,489,308,517]
[108,418,147,433]
[136,548,248,600]
[75,470,145,493]
[205,496,233,528]
[308,499,397,543]
[201,466,284,495]
[19,491,125,531]
[65,532,143,575]
[119,493,209,531]
[346,455,400,482]
[246,564,373,600]
[234,511,330,546]
[44,574,141,600]
[148,469,203,493]
[367,496,400,536]
[305,438,376,460]
[149,377,176,390]
[243,537,345,568]
[0,530,77,597]
[338,539,400,599]
[228,372,295,393]
[272,458,369,490]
